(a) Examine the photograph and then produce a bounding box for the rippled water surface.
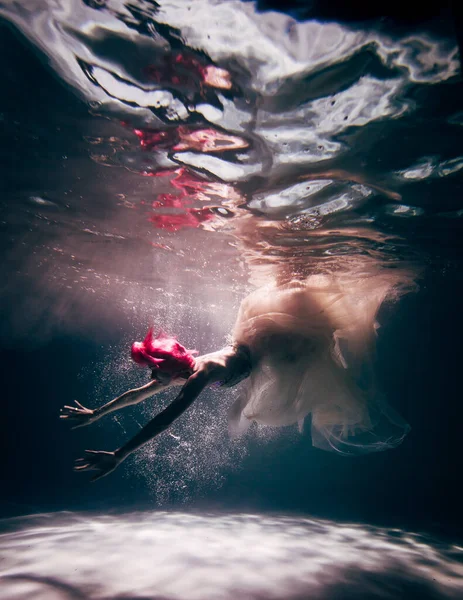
[0,0,461,341]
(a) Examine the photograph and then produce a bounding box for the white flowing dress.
[229,270,412,454]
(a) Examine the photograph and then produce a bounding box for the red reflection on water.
[134,128,172,150]
[143,53,232,90]
[144,53,202,88]
[174,127,248,153]
[134,126,247,154]
[152,193,187,209]
[131,111,245,231]
[170,168,211,193]
[144,169,219,231]
[149,207,214,232]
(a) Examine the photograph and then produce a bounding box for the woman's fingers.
[60,407,82,417]
[74,450,118,481]
[73,459,91,471]
[61,402,89,414]
[74,453,101,471]
[59,411,78,420]
[60,405,92,421]
[59,413,76,420]
[74,464,90,471]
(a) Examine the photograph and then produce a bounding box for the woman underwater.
[61,255,415,481]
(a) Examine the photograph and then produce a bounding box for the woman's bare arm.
[116,370,209,460]
[73,345,252,481]
[60,378,181,429]
[74,370,210,480]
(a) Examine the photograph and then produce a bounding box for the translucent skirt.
[229,271,412,454]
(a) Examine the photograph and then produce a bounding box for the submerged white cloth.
[229,270,412,454]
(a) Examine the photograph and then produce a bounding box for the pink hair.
[131,328,196,377]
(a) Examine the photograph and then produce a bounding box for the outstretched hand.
[60,400,98,429]
[74,450,121,482]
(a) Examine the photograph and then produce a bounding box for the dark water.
[0,1,462,598]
